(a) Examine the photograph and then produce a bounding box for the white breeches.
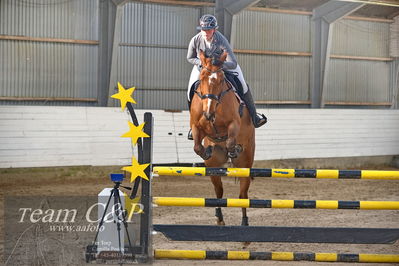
[187,64,249,100]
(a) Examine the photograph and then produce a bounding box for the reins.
[195,67,232,103]
[202,66,223,74]
[195,85,232,103]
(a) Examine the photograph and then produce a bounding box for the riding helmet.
[197,14,218,30]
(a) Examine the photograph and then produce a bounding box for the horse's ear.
[199,50,206,65]
[220,51,228,62]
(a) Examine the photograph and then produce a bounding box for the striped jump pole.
[153,197,399,210]
[155,249,399,263]
[153,166,399,180]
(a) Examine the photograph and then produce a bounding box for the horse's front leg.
[192,126,213,160]
[239,177,250,226]
[240,177,251,247]
[210,175,225,225]
[226,121,242,158]
[206,151,228,226]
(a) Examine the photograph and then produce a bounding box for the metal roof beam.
[105,0,127,106]
[391,59,399,109]
[111,0,129,6]
[313,1,365,22]
[311,1,364,108]
[216,0,260,41]
[98,0,115,106]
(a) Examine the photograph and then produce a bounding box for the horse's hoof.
[202,146,213,160]
[216,220,225,226]
[242,242,251,248]
[227,151,238,158]
[227,145,243,158]
[241,216,249,226]
[235,144,243,153]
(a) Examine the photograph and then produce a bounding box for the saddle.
[224,71,245,99]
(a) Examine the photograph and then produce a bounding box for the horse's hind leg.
[210,176,225,225]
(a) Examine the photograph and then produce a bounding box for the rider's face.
[201,29,215,41]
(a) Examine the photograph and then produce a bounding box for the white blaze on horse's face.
[209,72,217,86]
[207,74,218,115]
[207,98,212,114]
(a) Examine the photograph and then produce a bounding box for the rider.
[186,14,267,140]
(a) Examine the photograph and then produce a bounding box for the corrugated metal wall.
[0,0,99,106]
[391,16,399,57]
[117,3,394,109]
[233,10,311,102]
[325,19,392,103]
[332,20,390,57]
[233,11,311,52]
[116,2,201,110]
[0,0,396,109]
[326,60,390,103]
[0,0,98,39]
[1,42,98,104]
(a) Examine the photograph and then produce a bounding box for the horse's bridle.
[194,66,233,140]
[195,67,232,103]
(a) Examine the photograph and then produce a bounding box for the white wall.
[1,106,398,168]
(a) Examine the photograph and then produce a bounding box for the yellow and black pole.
[155,249,399,263]
[153,197,399,210]
[153,166,399,180]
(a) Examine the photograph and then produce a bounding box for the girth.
[206,134,228,143]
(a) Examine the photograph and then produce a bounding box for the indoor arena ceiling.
[255,0,399,19]
[186,0,399,19]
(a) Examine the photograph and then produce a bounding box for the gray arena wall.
[0,1,398,168]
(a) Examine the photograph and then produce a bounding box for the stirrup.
[254,113,267,128]
[187,129,193,140]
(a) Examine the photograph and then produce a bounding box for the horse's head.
[198,50,228,122]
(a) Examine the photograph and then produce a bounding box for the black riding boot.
[187,100,193,140]
[242,90,267,128]
[187,81,201,140]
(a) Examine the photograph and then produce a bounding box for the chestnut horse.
[190,50,255,226]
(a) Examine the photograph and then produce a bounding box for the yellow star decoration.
[122,157,149,182]
[111,82,136,110]
[124,195,144,220]
[121,121,149,145]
